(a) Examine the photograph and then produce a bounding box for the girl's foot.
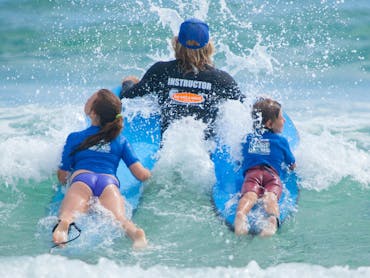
[52,220,70,245]
[234,212,249,235]
[132,228,148,249]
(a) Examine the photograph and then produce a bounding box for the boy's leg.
[260,191,279,237]
[234,191,258,235]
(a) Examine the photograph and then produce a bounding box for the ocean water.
[1,0,370,277]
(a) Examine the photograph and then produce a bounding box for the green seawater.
[0,0,369,276]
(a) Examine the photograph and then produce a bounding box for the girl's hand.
[129,162,151,181]
[57,169,70,185]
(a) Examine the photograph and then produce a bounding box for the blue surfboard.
[211,112,299,234]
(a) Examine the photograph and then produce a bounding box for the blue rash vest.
[241,130,295,177]
[59,125,139,175]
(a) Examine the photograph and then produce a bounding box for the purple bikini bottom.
[71,172,120,197]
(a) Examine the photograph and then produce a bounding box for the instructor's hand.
[122,76,139,84]
[120,76,140,99]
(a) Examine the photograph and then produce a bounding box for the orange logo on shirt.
[171,92,204,104]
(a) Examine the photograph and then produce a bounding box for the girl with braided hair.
[53,89,150,249]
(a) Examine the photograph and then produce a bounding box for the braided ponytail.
[71,89,123,155]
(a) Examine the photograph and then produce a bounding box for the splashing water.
[1,0,370,276]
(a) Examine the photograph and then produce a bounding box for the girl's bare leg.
[53,182,92,244]
[99,185,147,249]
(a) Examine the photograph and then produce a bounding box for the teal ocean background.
[1,0,369,277]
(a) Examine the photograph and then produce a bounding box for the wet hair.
[252,97,281,130]
[172,36,214,73]
[71,89,123,155]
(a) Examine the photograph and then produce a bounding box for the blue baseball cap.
[178,18,209,49]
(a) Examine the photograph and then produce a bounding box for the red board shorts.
[241,165,282,199]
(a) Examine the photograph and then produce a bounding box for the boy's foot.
[132,228,148,249]
[234,212,249,235]
[52,220,70,245]
[260,215,278,237]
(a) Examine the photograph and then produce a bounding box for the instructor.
[120,18,243,138]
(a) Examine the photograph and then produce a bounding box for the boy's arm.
[289,163,296,171]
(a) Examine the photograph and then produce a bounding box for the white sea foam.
[0,104,85,185]
[150,0,210,30]
[149,5,183,35]
[219,34,280,78]
[154,116,215,193]
[0,255,369,278]
[121,95,159,120]
[215,99,252,161]
[294,108,370,190]
[296,129,370,190]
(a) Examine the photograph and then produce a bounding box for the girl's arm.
[129,162,151,181]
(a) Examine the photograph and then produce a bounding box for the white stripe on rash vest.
[167,78,212,90]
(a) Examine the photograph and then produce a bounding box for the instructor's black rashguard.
[121,59,243,138]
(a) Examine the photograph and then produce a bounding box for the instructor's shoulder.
[150,60,176,70]
[212,67,237,84]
